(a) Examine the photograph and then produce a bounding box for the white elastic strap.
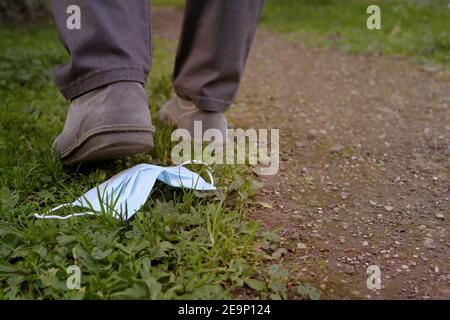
[34,203,97,220]
[178,160,215,187]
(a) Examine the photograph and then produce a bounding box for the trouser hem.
[57,67,147,100]
[175,88,232,112]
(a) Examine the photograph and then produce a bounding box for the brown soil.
[152,7,450,300]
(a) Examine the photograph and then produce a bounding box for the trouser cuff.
[57,67,147,100]
[175,88,232,113]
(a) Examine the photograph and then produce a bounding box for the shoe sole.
[61,131,154,165]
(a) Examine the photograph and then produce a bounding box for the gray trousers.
[52,0,264,112]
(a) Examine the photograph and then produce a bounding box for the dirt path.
[153,7,450,300]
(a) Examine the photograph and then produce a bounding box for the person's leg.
[51,0,154,164]
[159,0,264,142]
[52,0,151,100]
[173,0,265,112]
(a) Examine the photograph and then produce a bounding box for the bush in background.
[0,0,51,23]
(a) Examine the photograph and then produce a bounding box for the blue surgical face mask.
[34,161,215,221]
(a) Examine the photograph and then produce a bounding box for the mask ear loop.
[34,203,97,220]
[178,160,215,187]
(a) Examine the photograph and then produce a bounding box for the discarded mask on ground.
[34,161,215,221]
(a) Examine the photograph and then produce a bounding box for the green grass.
[153,0,184,8]
[0,25,294,299]
[261,0,450,67]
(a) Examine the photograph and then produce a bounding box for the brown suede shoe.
[53,82,155,165]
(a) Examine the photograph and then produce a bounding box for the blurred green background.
[0,0,51,22]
